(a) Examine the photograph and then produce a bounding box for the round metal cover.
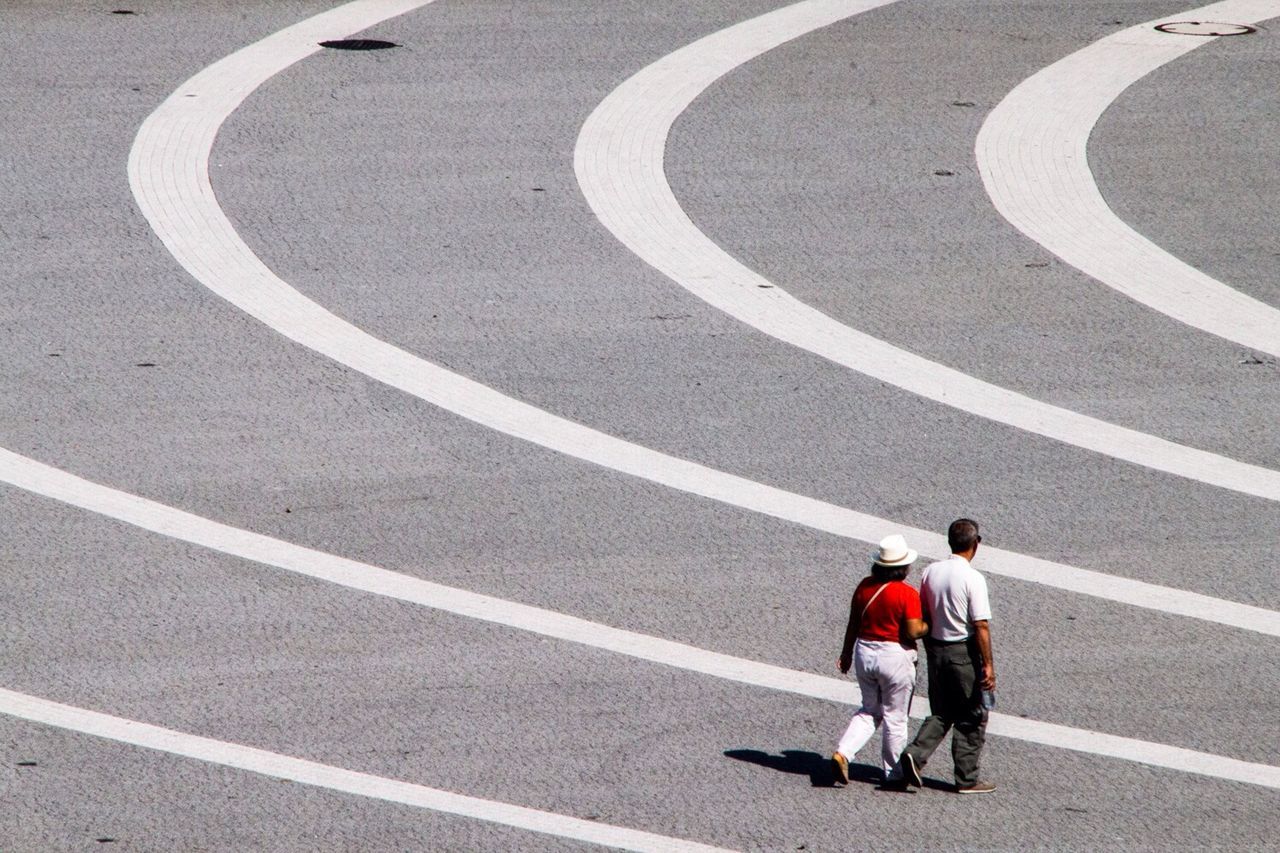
[1154,21,1256,36]
[319,38,399,50]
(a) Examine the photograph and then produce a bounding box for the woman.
[831,533,929,786]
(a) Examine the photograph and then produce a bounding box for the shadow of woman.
[724,748,881,788]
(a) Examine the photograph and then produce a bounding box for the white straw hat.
[873,534,917,567]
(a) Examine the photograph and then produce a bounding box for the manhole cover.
[319,38,399,50]
[1154,21,1256,36]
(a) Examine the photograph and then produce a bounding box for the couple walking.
[830,518,996,794]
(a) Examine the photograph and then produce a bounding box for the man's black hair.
[948,518,980,554]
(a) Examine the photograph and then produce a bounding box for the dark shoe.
[956,780,996,794]
[831,752,850,785]
[901,752,923,788]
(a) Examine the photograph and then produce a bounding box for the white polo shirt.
[919,554,992,642]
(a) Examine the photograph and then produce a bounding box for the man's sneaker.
[900,752,923,788]
[831,752,850,785]
[956,781,997,794]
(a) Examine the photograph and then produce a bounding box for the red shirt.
[852,578,922,644]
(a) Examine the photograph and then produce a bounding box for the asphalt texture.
[2,1,1278,850]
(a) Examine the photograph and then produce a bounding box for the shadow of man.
[724,748,880,788]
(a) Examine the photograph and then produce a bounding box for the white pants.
[835,640,918,779]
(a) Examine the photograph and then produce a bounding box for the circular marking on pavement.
[1154,20,1257,35]
[318,38,398,50]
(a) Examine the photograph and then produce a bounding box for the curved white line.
[978,0,1280,358]
[573,0,1280,502]
[6,447,1280,791]
[120,0,1280,632]
[0,688,730,852]
[13,0,1268,823]
[0,447,852,704]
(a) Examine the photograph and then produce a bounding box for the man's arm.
[973,619,995,690]
[837,599,859,673]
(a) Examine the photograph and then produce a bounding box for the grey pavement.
[2,1,1278,850]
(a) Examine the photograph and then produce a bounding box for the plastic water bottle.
[980,689,996,711]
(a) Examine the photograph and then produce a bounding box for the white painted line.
[0,448,853,704]
[987,713,1280,793]
[573,0,1280,503]
[5,0,1264,831]
[5,448,1280,791]
[978,0,1280,358]
[0,688,732,853]
[118,1,1280,633]
[108,0,1280,791]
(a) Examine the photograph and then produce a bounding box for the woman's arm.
[902,585,929,641]
[837,597,859,673]
[902,617,929,640]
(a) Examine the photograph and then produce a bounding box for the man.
[899,518,996,794]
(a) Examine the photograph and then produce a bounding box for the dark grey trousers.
[901,639,987,787]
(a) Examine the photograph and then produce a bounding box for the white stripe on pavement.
[121,0,1280,641]
[0,688,733,853]
[573,0,1280,503]
[977,0,1280,358]
[0,447,853,705]
[105,0,1280,794]
[4,446,1280,792]
[988,713,1280,792]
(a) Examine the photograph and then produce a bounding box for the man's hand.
[980,661,996,691]
[837,654,851,674]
